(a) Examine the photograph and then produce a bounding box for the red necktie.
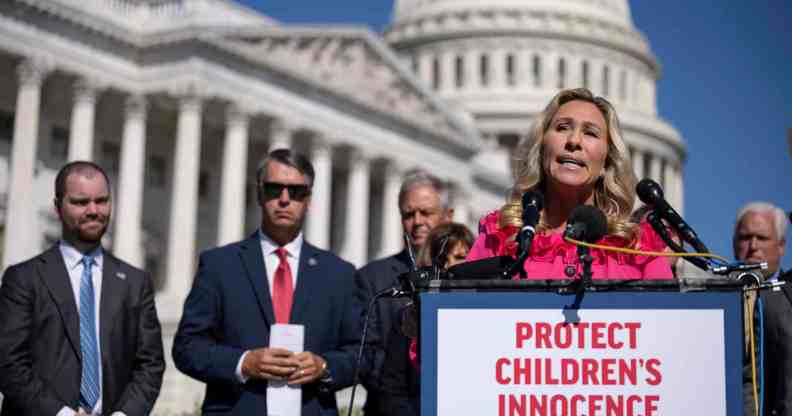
[272,248,294,324]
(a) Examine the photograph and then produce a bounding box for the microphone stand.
[646,211,710,271]
[577,244,594,290]
[504,251,529,280]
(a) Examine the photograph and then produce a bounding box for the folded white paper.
[267,324,305,416]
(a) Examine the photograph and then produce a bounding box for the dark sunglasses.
[261,182,311,201]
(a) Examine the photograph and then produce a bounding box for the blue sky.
[237,0,792,268]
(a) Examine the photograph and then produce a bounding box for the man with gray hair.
[355,169,453,416]
[734,202,788,282]
[735,202,791,415]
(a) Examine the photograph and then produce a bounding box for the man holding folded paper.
[173,149,360,415]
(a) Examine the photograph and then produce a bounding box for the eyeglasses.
[261,182,311,201]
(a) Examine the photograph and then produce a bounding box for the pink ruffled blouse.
[466,211,673,280]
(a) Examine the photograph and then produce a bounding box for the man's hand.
[287,352,327,386]
[241,347,298,380]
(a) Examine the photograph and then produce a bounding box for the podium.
[415,279,744,416]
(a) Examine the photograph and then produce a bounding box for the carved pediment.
[209,28,478,151]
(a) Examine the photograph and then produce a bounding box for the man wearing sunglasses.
[173,149,360,415]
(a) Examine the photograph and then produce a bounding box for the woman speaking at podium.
[467,88,672,280]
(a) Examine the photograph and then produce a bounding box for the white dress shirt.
[235,230,304,383]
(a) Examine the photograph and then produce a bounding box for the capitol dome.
[386,0,686,214]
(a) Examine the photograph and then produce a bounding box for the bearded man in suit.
[0,161,165,416]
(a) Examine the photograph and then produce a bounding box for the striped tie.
[79,255,100,410]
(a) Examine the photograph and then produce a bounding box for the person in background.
[735,202,791,416]
[172,149,360,415]
[416,222,474,269]
[0,161,164,416]
[355,170,453,416]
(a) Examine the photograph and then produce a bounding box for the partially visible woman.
[416,222,475,269]
[467,88,672,279]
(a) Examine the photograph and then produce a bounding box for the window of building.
[533,54,542,87]
[0,110,14,142]
[146,155,166,187]
[506,54,516,86]
[455,55,464,88]
[558,58,566,89]
[603,65,610,96]
[431,56,440,89]
[582,60,589,89]
[480,54,490,87]
[50,126,69,160]
[620,70,628,101]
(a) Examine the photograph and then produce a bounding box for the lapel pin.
[116,272,126,280]
[308,257,318,267]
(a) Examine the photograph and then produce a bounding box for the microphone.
[564,205,608,243]
[377,267,435,299]
[636,178,709,253]
[517,191,544,256]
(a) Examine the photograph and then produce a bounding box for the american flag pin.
[308,258,318,267]
[116,272,126,280]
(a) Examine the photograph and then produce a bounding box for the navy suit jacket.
[0,245,164,416]
[354,251,418,416]
[759,270,792,415]
[172,233,361,415]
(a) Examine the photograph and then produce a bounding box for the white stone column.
[418,51,434,89]
[67,78,101,162]
[464,49,479,91]
[217,105,250,246]
[490,49,506,89]
[378,160,404,258]
[663,160,677,210]
[2,59,50,269]
[113,95,148,268]
[268,118,294,151]
[673,163,685,215]
[631,147,644,179]
[440,50,456,92]
[649,155,662,185]
[161,94,203,321]
[453,184,472,229]
[341,150,370,267]
[305,137,333,249]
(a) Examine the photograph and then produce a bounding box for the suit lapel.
[290,243,320,324]
[99,253,125,371]
[38,245,82,359]
[239,233,275,325]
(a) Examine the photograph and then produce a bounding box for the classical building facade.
[387,0,685,214]
[0,0,685,413]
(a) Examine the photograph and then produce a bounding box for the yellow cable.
[563,237,730,263]
[748,297,759,416]
[564,236,752,410]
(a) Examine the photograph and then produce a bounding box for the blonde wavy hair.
[501,88,638,243]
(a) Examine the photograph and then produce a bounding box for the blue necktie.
[79,255,100,410]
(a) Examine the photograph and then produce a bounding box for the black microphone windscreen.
[446,256,513,280]
[568,205,608,243]
[521,190,544,225]
[636,178,664,206]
